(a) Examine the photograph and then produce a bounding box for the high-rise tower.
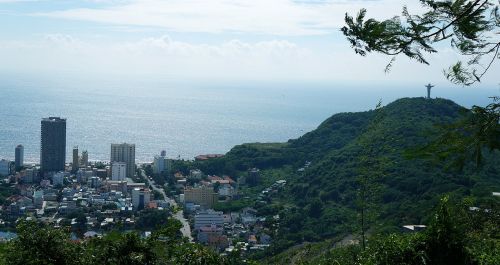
[72,146,79,173]
[110,143,135,179]
[153,151,171,175]
[15,144,24,170]
[81,150,88,167]
[40,117,66,173]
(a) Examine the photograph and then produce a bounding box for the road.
[140,169,193,241]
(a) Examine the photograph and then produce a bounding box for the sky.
[0,0,498,87]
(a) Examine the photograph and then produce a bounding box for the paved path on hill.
[140,169,193,241]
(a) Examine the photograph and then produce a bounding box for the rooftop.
[42,117,66,122]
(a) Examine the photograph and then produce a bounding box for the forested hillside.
[198,97,500,254]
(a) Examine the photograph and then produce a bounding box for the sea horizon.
[1,75,498,164]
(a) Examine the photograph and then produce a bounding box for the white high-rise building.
[153,151,171,175]
[111,162,126,181]
[110,143,135,179]
[132,188,150,211]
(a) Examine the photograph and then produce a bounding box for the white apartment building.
[153,153,171,175]
[194,209,224,230]
[111,162,127,181]
[110,143,135,179]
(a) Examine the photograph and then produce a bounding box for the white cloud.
[35,0,423,36]
[0,35,330,80]
[3,33,491,85]
[118,36,307,58]
[2,1,498,85]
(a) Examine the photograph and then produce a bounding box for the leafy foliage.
[413,97,500,168]
[0,219,247,265]
[341,0,500,85]
[266,196,499,265]
[0,183,15,205]
[135,209,170,230]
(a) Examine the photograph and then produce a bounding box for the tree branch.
[467,41,500,84]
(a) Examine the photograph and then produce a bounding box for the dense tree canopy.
[0,219,242,265]
[265,196,500,265]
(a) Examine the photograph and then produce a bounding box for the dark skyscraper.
[40,117,66,173]
[72,146,79,173]
[15,144,24,170]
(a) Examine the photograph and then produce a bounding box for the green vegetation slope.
[198,97,500,254]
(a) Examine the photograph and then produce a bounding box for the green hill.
[197,97,500,257]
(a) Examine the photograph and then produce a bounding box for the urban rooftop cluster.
[0,117,278,253]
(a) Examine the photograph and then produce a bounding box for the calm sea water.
[0,74,497,163]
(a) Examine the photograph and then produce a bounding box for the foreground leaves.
[342,0,500,85]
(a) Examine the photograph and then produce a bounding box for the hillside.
[197,97,500,257]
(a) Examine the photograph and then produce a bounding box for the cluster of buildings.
[190,207,271,252]
[0,117,166,236]
[0,145,24,176]
[256,179,287,206]
[163,167,274,252]
[5,168,163,232]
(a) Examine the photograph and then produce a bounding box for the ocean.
[0,74,497,163]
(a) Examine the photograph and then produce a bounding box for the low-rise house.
[43,191,58,201]
[197,224,223,244]
[189,169,203,180]
[248,234,257,245]
[223,214,233,224]
[59,202,78,214]
[260,233,272,244]
[218,184,235,197]
[84,231,101,239]
[402,225,427,232]
[241,213,257,225]
[7,203,20,216]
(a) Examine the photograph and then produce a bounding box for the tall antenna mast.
[425,83,434,99]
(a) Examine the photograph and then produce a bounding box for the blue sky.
[0,0,498,86]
